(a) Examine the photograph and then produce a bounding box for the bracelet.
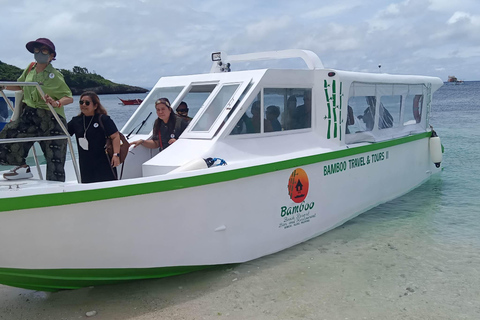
[56,100,62,108]
[140,139,144,145]
[113,153,120,157]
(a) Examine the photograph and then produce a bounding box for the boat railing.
[0,81,81,183]
[210,49,324,73]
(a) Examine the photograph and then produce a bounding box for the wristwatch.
[113,153,120,157]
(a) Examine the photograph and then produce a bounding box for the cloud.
[2,0,480,87]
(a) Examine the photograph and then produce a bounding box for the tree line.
[0,61,148,95]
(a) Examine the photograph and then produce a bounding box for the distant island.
[0,61,148,95]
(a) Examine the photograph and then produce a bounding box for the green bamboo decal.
[339,82,343,141]
[324,80,332,139]
[333,80,337,138]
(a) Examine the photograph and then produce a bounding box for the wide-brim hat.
[26,38,56,58]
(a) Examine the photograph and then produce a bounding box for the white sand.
[1,221,479,320]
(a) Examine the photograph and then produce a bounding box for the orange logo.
[288,168,309,203]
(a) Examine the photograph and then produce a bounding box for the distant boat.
[447,76,464,84]
[118,98,143,105]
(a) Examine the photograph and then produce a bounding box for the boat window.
[122,86,184,136]
[378,95,400,129]
[177,84,217,121]
[346,96,375,133]
[403,94,423,125]
[230,88,312,135]
[191,84,240,132]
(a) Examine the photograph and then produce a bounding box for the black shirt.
[68,113,119,183]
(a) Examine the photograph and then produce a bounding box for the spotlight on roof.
[211,52,222,62]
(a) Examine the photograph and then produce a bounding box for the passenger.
[232,113,254,135]
[0,38,73,181]
[67,92,121,183]
[294,91,312,129]
[346,105,355,134]
[358,96,393,130]
[283,95,298,130]
[265,105,282,132]
[250,101,272,133]
[176,101,192,123]
[130,98,188,151]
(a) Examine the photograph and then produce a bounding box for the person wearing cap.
[130,98,188,151]
[175,101,192,123]
[0,37,73,181]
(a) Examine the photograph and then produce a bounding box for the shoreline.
[1,218,478,320]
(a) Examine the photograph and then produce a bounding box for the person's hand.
[111,155,120,168]
[168,138,177,145]
[130,139,144,148]
[44,94,61,108]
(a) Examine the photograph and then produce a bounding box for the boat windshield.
[191,84,240,132]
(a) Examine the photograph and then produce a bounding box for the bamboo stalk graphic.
[339,82,343,141]
[332,80,337,138]
[324,80,332,139]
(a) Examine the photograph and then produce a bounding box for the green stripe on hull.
[0,265,211,292]
[0,132,432,212]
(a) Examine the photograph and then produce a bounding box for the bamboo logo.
[287,168,309,203]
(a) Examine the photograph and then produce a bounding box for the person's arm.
[0,85,22,91]
[110,132,121,167]
[130,139,158,149]
[44,95,73,108]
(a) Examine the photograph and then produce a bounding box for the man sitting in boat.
[130,98,188,151]
[265,105,282,132]
[176,101,192,123]
[293,90,312,129]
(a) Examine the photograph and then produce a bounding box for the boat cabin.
[120,50,442,179]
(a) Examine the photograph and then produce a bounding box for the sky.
[1,0,479,88]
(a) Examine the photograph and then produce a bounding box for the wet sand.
[2,216,479,320]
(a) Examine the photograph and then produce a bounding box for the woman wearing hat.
[0,37,73,181]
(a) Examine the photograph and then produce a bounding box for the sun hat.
[26,38,56,58]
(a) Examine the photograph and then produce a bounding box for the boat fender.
[429,129,442,168]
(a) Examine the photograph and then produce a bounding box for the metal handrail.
[0,81,81,183]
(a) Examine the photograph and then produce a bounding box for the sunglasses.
[79,100,91,106]
[34,47,50,55]
[177,109,188,113]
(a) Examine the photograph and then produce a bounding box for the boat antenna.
[126,111,152,139]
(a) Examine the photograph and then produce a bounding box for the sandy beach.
[2,209,479,320]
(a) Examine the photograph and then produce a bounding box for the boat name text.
[324,151,389,176]
[279,201,316,229]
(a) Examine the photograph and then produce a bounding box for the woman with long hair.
[130,98,188,151]
[67,91,121,183]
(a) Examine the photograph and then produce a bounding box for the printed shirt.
[17,63,73,119]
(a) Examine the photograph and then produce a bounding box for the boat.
[447,75,464,84]
[118,98,143,105]
[0,49,444,291]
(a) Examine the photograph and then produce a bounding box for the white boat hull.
[0,134,438,290]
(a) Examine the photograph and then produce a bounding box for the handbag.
[98,114,129,163]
